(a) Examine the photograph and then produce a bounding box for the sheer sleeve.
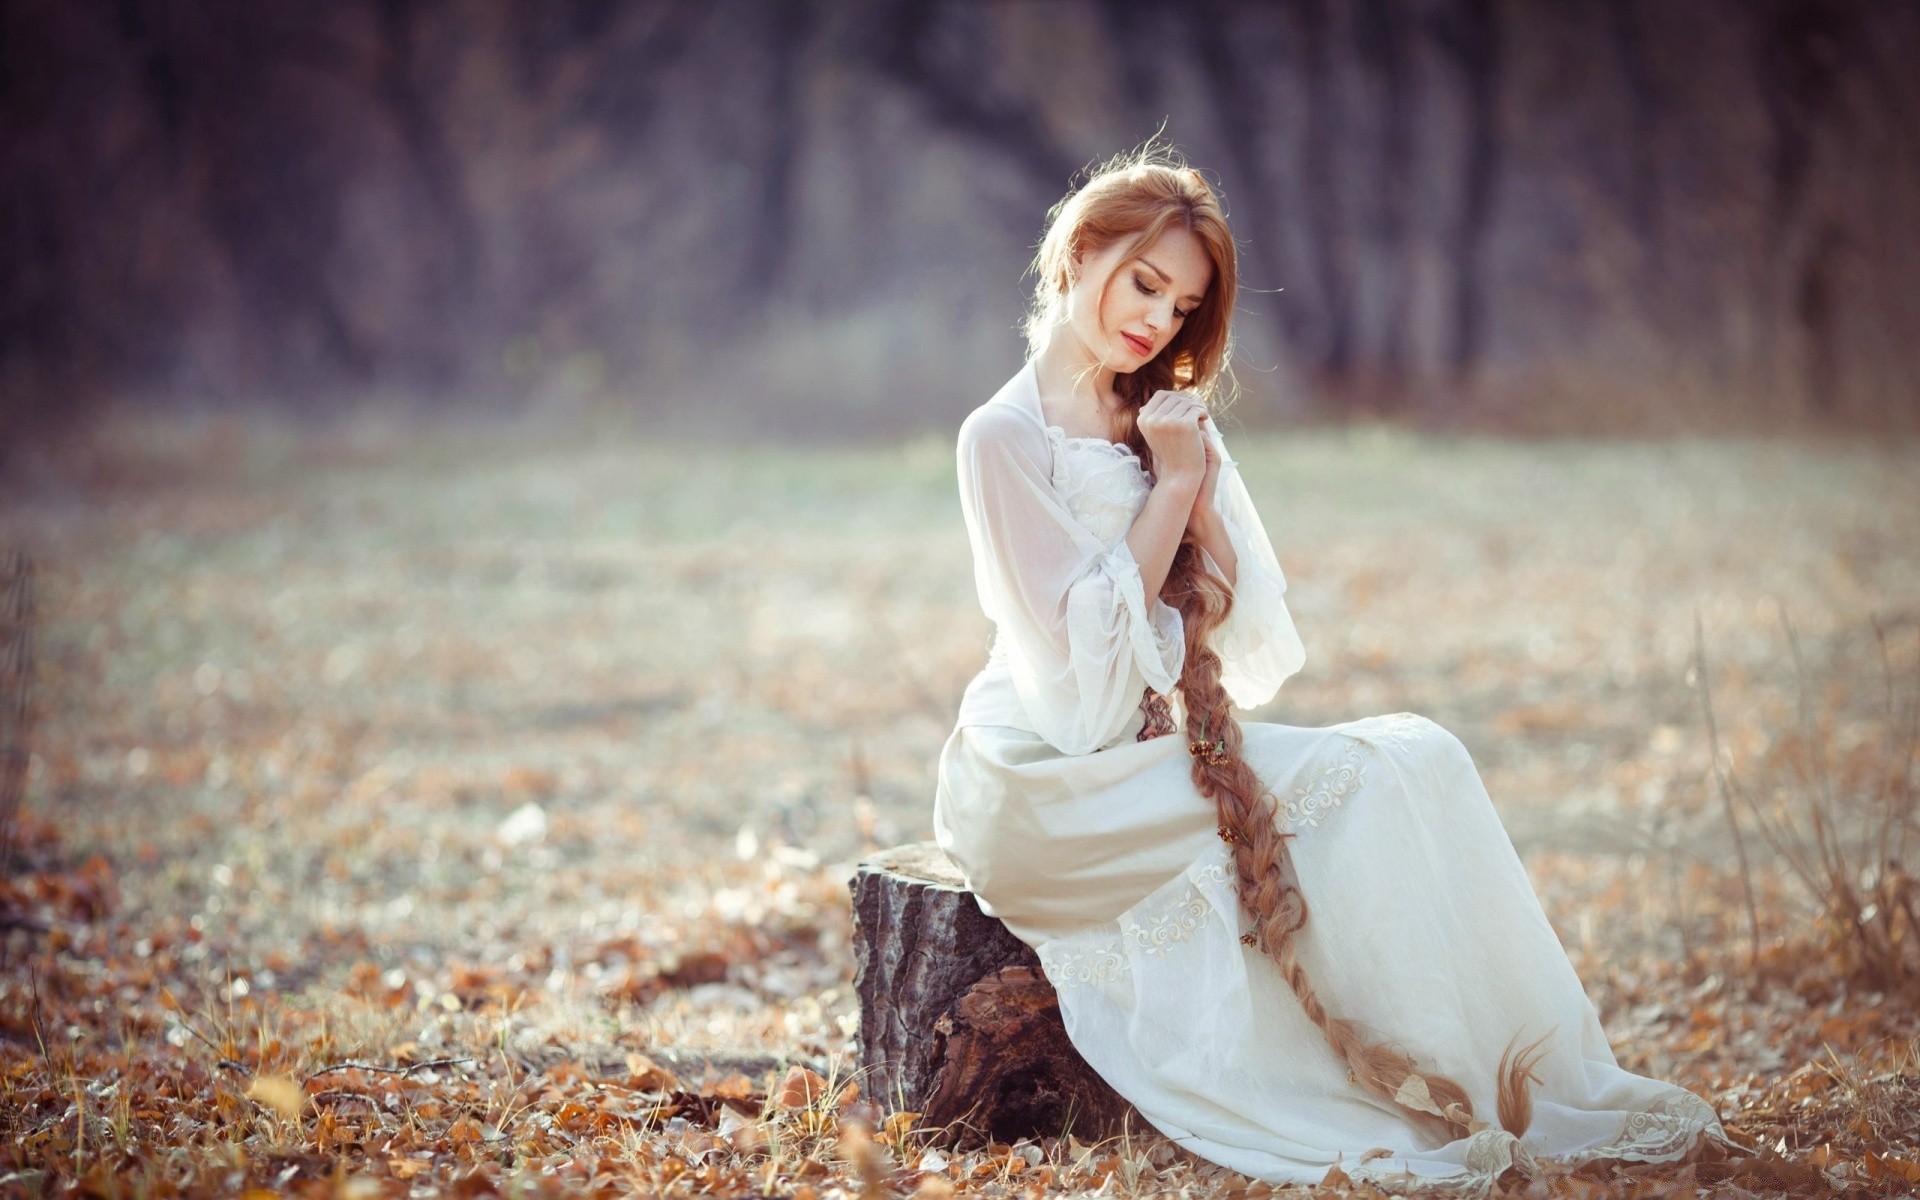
[957,404,1186,756]
[1195,422,1307,709]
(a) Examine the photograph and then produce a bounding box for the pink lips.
[1122,332,1153,355]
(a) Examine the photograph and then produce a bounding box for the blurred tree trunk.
[5,0,1920,443]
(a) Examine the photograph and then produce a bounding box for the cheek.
[1077,290,1106,336]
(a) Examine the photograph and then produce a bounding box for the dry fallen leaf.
[1393,1072,1444,1117]
[881,1109,919,1146]
[1866,1151,1920,1184]
[776,1064,829,1109]
[389,1158,431,1181]
[244,1074,305,1122]
[9,429,1917,1198]
[625,1052,679,1092]
[718,1105,769,1154]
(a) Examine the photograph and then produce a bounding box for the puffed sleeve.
[1194,422,1307,709]
[957,404,1186,755]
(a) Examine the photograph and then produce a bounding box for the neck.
[1033,326,1121,424]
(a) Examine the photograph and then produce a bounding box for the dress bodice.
[1046,426,1151,547]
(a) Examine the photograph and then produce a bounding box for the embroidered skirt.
[930,709,1733,1196]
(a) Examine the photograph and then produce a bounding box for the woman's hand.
[1139,389,1207,484]
[1189,416,1222,529]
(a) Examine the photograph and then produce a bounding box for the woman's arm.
[1129,468,1203,600]
[1130,390,1210,599]
[1182,421,1237,589]
[956,403,1187,755]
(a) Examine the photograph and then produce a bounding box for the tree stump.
[848,842,1135,1145]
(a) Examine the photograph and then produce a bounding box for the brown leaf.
[776,1065,829,1109]
[448,1170,500,1198]
[1866,1151,1920,1184]
[625,1052,679,1092]
[660,950,730,989]
[881,1110,919,1146]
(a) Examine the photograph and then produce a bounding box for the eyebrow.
[1137,257,1207,305]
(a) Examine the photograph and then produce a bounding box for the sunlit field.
[4,414,1917,1196]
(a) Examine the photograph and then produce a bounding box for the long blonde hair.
[1026,139,1550,1144]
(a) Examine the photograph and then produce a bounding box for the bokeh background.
[8,0,1920,451]
[3,3,1919,1195]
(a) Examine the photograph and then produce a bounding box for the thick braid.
[1161,539,1551,1143]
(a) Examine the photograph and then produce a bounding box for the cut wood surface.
[849,842,1135,1144]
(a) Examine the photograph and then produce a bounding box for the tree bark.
[848,842,1136,1146]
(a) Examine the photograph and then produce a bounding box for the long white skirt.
[932,708,1734,1197]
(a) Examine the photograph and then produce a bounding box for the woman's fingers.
[1145,390,1200,425]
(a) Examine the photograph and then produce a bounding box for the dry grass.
[1696,605,1919,994]
[1,410,1917,1195]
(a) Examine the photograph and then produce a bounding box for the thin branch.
[310,1089,381,1107]
[305,1056,471,1082]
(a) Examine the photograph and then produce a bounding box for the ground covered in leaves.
[2,413,1917,1197]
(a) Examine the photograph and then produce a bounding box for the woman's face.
[1065,223,1213,376]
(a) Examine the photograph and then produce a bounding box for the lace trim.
[1273,713,1451,829]
[1044,423,1153,553]
[1045,425,1147,497]
[1045,423,1140,460]
[1343,1089,1738,1198]
[1281,739,1370,829]
[1049,716,1455,985]
[1553,1088,1733,1166]
[1038,856,1237,990]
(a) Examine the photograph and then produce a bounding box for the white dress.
[930,358,1735,1197]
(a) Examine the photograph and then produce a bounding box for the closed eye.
[1134,274,1194,320]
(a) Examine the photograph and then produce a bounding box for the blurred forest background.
[7,0,1920,452]
[5,3,1920,1196]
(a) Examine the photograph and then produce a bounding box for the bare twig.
[309,1089,381,1107]
[305,1056,472,1081]
[1702,604,1920,991]
[27,964,56,1077]
[166,1008,226,1060]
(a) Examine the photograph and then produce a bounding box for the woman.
[930,143,1739,1196]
